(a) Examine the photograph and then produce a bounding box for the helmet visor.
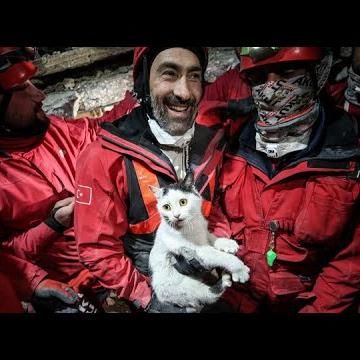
[238,47,281,63]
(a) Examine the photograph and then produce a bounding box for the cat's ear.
[149,185,163,199]
[182,170,194,189]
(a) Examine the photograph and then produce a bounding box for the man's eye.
[163,70,177,77]
[247,73,267,86]
[163,204,171,210]
[189,73,202,81]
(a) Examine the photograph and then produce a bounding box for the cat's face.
[154,188,202,230]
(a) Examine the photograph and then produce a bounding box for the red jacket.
[74,105,227,309]
[0,272,23,313]
[0,250,47,301]
[209,107,360,313]
[0,114,120,285]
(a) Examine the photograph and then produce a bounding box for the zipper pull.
[266,220,279,267]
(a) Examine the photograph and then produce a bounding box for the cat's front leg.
[196,246,250,284]
[212,236,239,255]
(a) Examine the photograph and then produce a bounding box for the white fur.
[149,187,250,312]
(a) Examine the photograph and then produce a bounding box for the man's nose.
[26,81,46,102]
[173,77,191,101]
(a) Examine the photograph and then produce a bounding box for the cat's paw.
[231,263,250,283]
[221,273,232,288]
[214,237,239,254]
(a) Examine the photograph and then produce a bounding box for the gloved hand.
[172,253,220,286]
[32,278,79,313]
[44,196,75,233]
[34,278,78,303]
[33,279,102,313]
[226,99,256,118]
[201,299,236,313]
[145,293,187,313]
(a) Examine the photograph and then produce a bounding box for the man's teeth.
[168,105,188,112]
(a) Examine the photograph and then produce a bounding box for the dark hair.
[133,47,206,109]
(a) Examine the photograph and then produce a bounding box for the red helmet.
[237,47,323,72]
[133,47,208,81]
[0,47,37,91]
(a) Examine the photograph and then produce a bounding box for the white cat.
[149,172,250,313]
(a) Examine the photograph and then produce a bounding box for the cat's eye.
[179,199,188,206]
[163,204,171,211]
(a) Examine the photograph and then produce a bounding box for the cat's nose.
[174,214,180,219]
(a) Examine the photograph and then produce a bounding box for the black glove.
[173,253,220,286]
[201,299,236,313]
[146,293,187,313]
[32,279,100,313]
[226,99,256,118]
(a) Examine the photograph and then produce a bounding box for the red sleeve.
[204,68,251,102]
[204,69,239,101]
[95,91,138,123]
[325,80,360,118]
[0,222,61,263]
[58,92,139,155]
[299,220,360,313]
[74,141,152,309]
[0,250,48,301]
[0,272,23,312]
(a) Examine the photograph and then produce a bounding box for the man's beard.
[150,93,197,136]
[1,110,49,137]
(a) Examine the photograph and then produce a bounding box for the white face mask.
[252,73,317,130]
[255,127,313,159]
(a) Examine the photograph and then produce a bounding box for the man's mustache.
[164,94,196,108]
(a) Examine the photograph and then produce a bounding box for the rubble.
[36,47,239,118]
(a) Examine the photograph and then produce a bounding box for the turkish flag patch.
[75,185,93,205]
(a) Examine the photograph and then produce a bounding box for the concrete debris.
[34,47,133,77]
[42,65,133,118]
[38,47,239,118]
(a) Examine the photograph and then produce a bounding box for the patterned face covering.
[255,102,320,158]
[249,52,333,158]
[252,72,317,130]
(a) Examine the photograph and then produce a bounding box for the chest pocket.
[294,176,359,246]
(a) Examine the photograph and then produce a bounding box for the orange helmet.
[236,47,323,72]
[0,47,37,91]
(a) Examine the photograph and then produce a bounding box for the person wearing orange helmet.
[0,47,124,312]
[74,47,234,312]
[201,47,360,313]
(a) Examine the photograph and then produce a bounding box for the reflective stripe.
[129,160,161,234]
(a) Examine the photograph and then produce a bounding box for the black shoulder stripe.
[307,159,351,169]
